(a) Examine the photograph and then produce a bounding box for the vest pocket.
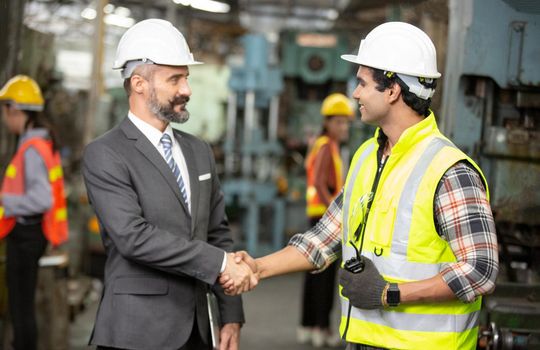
[368,201,395,249]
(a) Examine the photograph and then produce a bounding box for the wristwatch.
[386,283,400,307]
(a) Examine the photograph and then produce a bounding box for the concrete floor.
[69,272,344,350]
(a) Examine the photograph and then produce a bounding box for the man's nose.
[178,80,191,97]
[352,85,361,99]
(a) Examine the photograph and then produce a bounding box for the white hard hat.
[341,22,441,79]
[114,18,202,78]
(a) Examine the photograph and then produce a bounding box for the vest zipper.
[353,154,388,254]
[342,153,388,341]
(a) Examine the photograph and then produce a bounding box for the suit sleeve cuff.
[220,252,227,273]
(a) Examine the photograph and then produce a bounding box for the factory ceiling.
[25,0,431,36]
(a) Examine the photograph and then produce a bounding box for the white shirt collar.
[128,111,177,148]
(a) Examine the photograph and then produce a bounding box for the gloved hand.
[339,257,388,310]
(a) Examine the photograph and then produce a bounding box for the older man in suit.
[82,19,256,350]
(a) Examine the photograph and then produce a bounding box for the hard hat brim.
[112,60,204,70]
[340,54,441,79]
[0,100,44,111]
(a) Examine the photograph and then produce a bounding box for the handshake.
[219,251,259,296]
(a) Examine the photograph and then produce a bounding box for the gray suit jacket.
[82,117,244,350]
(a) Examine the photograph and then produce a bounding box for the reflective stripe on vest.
[342,142,374,259]
[49,165,63,182]
[344,138,452,279]
[341,303,480,333]
[339,113,486,349]
[6,164,17,179]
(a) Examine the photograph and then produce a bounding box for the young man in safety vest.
[0,75,68,350]
[221,22,499,350]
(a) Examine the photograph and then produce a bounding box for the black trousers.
[300,217,338,329]
[6,222,48,350]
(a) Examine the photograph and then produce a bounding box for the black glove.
[339,257,388,310]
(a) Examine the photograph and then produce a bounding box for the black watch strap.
[386,283,400,307]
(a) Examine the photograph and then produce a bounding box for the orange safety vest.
[305,135,343,218]
[0,137,68,246]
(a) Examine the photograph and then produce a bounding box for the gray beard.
[148,89,190,124]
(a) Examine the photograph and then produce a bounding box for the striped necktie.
[160,133,189,207]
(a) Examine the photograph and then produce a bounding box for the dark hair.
[320,115,337,136]
[369,68,437,117]
[24,110,59,151]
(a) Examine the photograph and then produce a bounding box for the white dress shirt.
[128,111,191,212]
[128,112,227,272]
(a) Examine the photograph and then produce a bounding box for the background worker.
[223,21,499,350]
[299,93,352,347]
[82,19,254,350]
[0,75,69,350]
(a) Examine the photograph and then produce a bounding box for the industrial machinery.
[223,34,285,256]
[441,0,540,348]
[279,31,353,233]
[281,31,350,152]
[223,31,357,253]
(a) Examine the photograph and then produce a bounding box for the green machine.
[279,31,355,233]
[281,31,350,148]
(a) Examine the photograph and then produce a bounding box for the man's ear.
[387,82,402,104]
[130,75,146,94]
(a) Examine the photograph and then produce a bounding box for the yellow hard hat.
[321,93,353,118]
[0,75,44,111]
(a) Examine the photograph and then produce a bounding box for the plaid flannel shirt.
[289,161,499,303]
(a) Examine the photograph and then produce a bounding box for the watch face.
[387,284,400,306]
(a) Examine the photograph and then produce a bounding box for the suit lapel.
[176,131,199,233]
[120,118,190,215]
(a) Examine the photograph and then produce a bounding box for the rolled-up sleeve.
[436,162,499,303]
[288,191,344,271]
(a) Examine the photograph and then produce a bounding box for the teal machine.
[281,31,351,150]
[441,0,540,348]
[223,34,285,256]
[279,31,353,219]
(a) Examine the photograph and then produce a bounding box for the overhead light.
[103,4,115,14]
[105,13,135,28]
[81,6,135,28]
[81,8,97,20]
[325,9,338,20]
[191,0,230,13]
[115,6,131,17]
[173,0,230,13]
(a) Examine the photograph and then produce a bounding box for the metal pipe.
[242,91,255,177]
[84,0,107,146]
[268,95,279,142]
[225,92,237,176]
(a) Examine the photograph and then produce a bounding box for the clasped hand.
[219,251,259,295]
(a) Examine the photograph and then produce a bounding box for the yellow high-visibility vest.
[340,112,488,349]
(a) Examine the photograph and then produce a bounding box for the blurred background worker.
[0,75,68,350]
[299,93,352,348]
